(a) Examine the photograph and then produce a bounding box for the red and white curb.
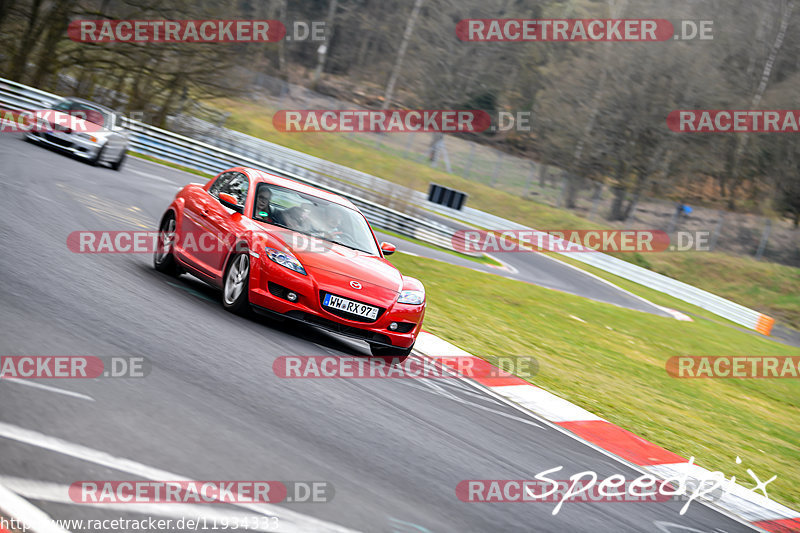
[414,332,800,532]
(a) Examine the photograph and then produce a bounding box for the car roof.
[59,97,115,114]
[239,168,358,210]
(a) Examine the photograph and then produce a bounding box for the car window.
[253,183,379,255]
[210,171,249,205]
[209,172,234,197]
[52,100,110,127]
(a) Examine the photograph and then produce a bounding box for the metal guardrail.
[0,77,775,334]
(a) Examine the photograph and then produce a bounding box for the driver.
[324,205,345,238]
[254,186,273,222]
[284,203,313,232]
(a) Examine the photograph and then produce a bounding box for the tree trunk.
[728,1,794,202]
[312,0,338,88]
[609,186,627,221]
[8,0,43,81]
[155,76,183,128]
[563,173,584,209]
[0,0,17,32]
[29,0,76,88]
[381,0,424,109]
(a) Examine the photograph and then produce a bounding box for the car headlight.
[265,247,306,275]
[75,133,98,143]
[397,289,425,305]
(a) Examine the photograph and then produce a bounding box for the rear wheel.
[370,343,414,362]
[154,214,178,275]
[223,252,251,315]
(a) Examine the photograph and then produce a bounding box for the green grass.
[389,252,800,509]
[375,226,502,266]
[206,97,800,329]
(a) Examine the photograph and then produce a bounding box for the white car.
[25,97,129,170]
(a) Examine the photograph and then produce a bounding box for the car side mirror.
[380,242,396,256]
[218,193,243,214]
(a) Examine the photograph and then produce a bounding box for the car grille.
[281,310,392,345]
[319,291,386,323]
[44,133,72,148]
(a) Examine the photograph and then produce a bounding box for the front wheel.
[110,150,126,171]
[223,252,251,315]
[154,214,178,275]
[370,343,414,362]
[90,143,106,166]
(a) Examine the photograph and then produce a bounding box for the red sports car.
[154,167,425,358]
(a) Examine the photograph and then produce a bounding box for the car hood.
[261,227,402,293]
[300,244,401,293]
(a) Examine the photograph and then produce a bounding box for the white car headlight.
[397,289,425,305]
[75,132,99,143]
[265,247,306,275]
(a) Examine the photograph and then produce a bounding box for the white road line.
[0,480,70,533]
[0,477,279,532]
[0,379,94,402]
[0,422,359,533]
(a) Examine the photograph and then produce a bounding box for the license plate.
[323,293,379,320]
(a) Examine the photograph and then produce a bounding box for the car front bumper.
[249,260,424,349]
[26,130,103,160]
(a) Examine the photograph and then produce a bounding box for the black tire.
[370,343,414,362]
[153,214,179,275]
[90,143,106,166]
[110,150,126,171]
[222,252,251,315]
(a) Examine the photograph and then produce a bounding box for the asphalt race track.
[0,133,756,532]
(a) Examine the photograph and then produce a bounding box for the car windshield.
[52,100,111,128]
[252,183,379,255]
